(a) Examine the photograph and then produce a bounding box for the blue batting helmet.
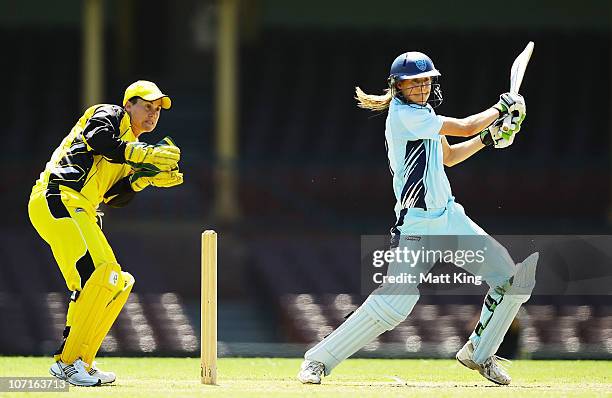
[388,52,443,108]
[389,52,441,81]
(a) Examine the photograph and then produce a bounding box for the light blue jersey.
[385,99,453,231]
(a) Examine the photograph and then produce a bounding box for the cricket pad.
[82,271,134,367]
[61,262,124,364]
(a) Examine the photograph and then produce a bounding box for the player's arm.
[81,106,129,162]
[103,168,183,208]
[439,92,526,137]
[439,108,499,138]
[83,106,179,170]
[441,135,485,167]
[443,113,526,166]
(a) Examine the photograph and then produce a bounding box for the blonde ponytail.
[355,86,393,111]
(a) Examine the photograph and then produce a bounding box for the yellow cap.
[123,80,172,110]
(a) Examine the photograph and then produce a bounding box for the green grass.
[0,357,611,397]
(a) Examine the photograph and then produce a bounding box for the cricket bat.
[501,41,534,133]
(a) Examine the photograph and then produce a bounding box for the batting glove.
[493,92,526,119]
[480,114,524,149]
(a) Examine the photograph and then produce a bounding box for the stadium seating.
[277,294,612,359]
[0,288,609,359]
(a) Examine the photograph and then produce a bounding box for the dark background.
[0,0,610,357]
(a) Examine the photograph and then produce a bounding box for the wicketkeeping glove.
[125,141,180,171]
[128,136,184,191]
[130,168,184,192]
[493,92,526,119]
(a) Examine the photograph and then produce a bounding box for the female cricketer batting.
[28,80,183,386]
[298,52,538,385]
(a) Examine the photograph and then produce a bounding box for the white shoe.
[50,359,101,387]
[87,362,116,384]
[297,360,325,384]
[456,341,511,385]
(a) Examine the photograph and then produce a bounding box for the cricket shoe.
[456,341,511,385]
[50,358,101,386]
[87,362,116,384]
[297,359,325,384]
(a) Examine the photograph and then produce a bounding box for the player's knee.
[83,262,124,295]
[504,284,533,304]
[501,252,538,303]
[362,292,419,330]
[120,271,135,296]
[121,271,135,289]
[489,284,531,307]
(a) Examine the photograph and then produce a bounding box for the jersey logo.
[415,59,427,71]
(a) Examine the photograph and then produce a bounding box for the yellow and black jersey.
[31,104,138,213]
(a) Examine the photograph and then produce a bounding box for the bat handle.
[501,88,518,132]
[501,114,513,133]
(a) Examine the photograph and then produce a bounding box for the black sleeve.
[82,105,128,163]
[103,176,136,208]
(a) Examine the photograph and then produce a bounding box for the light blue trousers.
[305,200,518,374]
[393,200,516,347]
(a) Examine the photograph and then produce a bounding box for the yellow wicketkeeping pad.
[82,271,135,366]
[61,262,125,364]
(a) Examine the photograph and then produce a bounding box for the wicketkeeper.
[28,80,183,386]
